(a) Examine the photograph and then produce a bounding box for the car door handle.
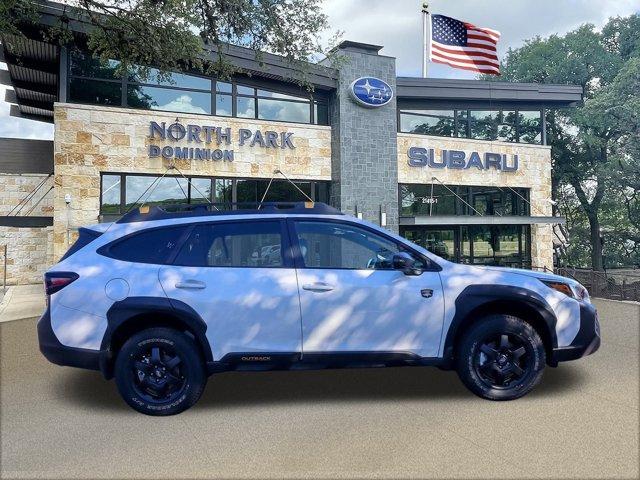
[302,282,334,292]
[175,280,206,290]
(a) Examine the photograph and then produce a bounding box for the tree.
[1,0,333,87]
[487,16,640,270]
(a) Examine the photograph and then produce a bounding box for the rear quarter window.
[100,226,189,264]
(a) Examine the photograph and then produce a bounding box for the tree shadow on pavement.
[56,363,587,412]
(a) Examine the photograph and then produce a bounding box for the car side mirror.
[392,252,422,276]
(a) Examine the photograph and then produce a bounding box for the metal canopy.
[400,215,567,226]
[0,34,59,123]
[396,77,583,108]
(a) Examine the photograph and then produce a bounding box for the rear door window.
[174,221,285,267]
[103,226,188,264]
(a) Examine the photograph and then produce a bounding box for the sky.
[1,0,639,140]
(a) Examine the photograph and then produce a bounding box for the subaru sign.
[349,77,393,107]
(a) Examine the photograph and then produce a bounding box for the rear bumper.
[37,307,103,372]
[550,302,601,365]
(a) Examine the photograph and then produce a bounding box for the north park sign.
[148,120,295,162]
[407,147,519,172]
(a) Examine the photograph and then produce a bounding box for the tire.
[456,314,545,401]
[114,327,207,415]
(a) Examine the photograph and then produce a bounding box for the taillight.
[44,272,79,296]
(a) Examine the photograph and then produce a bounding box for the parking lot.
[1,298,638,479]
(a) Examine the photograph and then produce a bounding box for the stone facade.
[0,173,53,216]
[324,48,399,231]
[52,103,332,259]
[397,133,554,269]
[0,226,53,285]
[0,173,54,284]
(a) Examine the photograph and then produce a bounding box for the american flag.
[429,14,501,75]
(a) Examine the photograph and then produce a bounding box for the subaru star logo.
[349,77,393,108]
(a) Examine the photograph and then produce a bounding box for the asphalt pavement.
[1,299,638,479]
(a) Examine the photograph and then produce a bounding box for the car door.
[290,219,445,358]
[159,219,302,360]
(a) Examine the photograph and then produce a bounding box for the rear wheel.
[456,314,545,401]
[114,327,206,415]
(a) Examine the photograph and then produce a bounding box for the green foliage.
[2,0,335,89]
[485,15,640,269]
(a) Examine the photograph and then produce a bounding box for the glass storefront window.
[216,81,232,93]
[400,184,458,216]
[470,110,497,140]
[69,78,122,106]
[189,178,212,204]
[235,179,258,204]
[101,175,121,214]
[314,102,329,125]
[257,180,312,202]
[400,110,455,137]
[125,176,189,210]
[236,97,255,118]
[127,85,211,114]
[497,111,517,142]
[67,49,328,125]
[128,67,211,90]
[257,98,310,123]
[400,184,527,217]
[402,225,531,268]
[214,179,233,204]
[257,90,306,101]
[101,174,330,215]
[455,110,469,137]
[215,93,232,116]
[400,108,542,144]
[70,49,121,79]
[518,111,542,144]
[237,85,255,95]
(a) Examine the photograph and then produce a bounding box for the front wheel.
[456,314,545,401]
[114,327,207,415]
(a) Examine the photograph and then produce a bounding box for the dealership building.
[0,1,582,284]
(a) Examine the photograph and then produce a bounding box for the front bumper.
[550,302,601,366]
[37,307,103,372]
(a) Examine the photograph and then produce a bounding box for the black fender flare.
[101,297,213,376]
[442,285,558,363]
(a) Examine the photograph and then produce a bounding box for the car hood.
[477,265,583,288]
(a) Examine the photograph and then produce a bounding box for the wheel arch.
[442,285,558,367]
[101,297,213,379]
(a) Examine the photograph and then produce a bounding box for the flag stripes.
[429,14,501,75]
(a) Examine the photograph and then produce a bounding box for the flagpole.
[422,2,430,77]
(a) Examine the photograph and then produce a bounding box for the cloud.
[2,1,639,140]
[321,0,640,78]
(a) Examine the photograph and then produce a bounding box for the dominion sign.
[148,120,295,161]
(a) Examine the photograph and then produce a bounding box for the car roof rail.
[115,202,345,224]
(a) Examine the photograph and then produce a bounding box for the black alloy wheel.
[456,314,546,401]
[131,345,187,404]
[474,333,532,390]
[115,327,207,415]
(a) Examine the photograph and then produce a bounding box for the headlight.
[541,280,590,303]
[542,280,575,297]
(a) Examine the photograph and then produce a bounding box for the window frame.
[170,218,294,269]
[66,48,329,125]
[99,172,331,217]
[398,183,531,218]
[286,217,441,272]
[398,108,543,145]
[97,224,194,265]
